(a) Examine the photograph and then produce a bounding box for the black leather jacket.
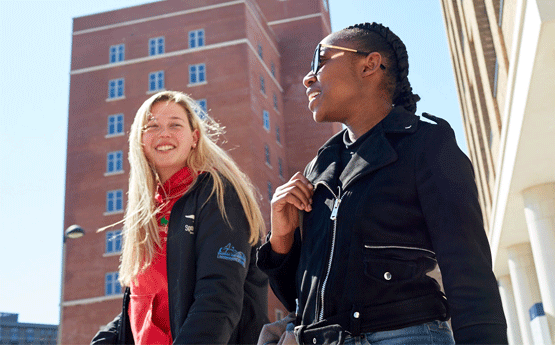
[258,107,507,344]
[91,173,269,345]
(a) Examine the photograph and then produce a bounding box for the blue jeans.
[343,321,455,345]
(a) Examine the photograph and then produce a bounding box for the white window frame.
[105,272,122,296]
[109,44,124,63]
[188,29,205,48]
[105,189,124,215]
[149,36,165,56]
[107,114,124,137]
[189,63,206,85]
[193,99,207,120]
[197,99,207,113]
[263,110,270,131]
[106,151,123,175]
[108,78,124,100]
[260,75,265,94]
[105,230,122,255]
[267,181,273,201]
[265,145,271,166]
[148,70,165,92]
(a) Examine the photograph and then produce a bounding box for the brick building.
[62,0,337,343]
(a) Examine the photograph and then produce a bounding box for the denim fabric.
[344,321,455,345]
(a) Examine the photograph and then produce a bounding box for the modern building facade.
[0,313,57,345]
[440,0,555,343]
[62,0,336,343]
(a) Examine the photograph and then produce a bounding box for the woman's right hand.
[270,172,313,254]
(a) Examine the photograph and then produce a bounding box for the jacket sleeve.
[257,228,302,312]
[415,122,507,344]
[171,181,253,344]
[90,313,122,345]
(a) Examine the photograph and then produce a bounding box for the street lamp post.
[57,225,85,345]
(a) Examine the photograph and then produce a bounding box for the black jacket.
[258,107,507,344]
[92,173,269,344]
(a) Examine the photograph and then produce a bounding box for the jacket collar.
[307,106,419,191]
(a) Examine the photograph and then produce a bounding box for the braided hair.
[339,22,420,113]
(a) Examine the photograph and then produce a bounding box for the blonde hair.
[119,90,264,286]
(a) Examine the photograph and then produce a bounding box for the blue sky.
[0,0,463,325]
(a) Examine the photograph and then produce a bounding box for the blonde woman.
[91,91,268,345]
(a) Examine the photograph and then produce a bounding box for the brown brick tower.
[62,0,335,343]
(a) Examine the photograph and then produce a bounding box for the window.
[276,126,281,144]
[322,0,329,11]
[197,99,207,113]
[189,63,206,84]
[193,99,207,120]
[106,230,122,254]
[26,328,34,343]
[105,272,122,295]
[106,151,123,173]
[489,129,494,148]
[258,44,263,59]
[260,76,265,94]
[149,36,165,56]
[189,29,205,48]
[106,190,123,213]
[265,145,270,165]
[11,328,18,342]
[267,181,273,201]
[271,62,275,77]
[273,94,278,110]
[263,110,270,131]
[149,70,165,91]
[109,44,124,63]
[498,0,504,26]
[278,158,283,178]
[108,114,124,136]
[108,78,124,99]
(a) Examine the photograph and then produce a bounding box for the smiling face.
[303,34,365,124]
[141,101,199,183]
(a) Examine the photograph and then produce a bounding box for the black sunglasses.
[311,43,387,74]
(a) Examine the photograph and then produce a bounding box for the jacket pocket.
[362,245,436,285]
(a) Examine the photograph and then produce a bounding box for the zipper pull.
[330,187,342,220]
[330,198,341,220]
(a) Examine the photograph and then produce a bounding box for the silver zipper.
[364,245,436,256]
[316,184,341,321]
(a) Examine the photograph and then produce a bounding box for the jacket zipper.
[314,182,342,321]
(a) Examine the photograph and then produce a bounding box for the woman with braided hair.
[258,23,507,344]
